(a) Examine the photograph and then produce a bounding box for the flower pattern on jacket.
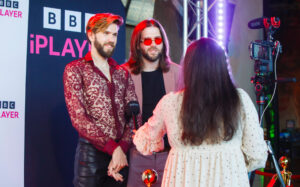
[63,52,138,155]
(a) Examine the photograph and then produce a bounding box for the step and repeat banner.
[0,0,125,186]
[0,0,29,186]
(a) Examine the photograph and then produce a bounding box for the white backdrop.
[228,0,263,102]
[0,0,29,186]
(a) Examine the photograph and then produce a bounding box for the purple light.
[216,0,226,45]
[218,41,224,48]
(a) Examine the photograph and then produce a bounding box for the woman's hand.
[132,129,136,139]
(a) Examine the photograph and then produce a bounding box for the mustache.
[148,47,158,51]
[104,42,115,48]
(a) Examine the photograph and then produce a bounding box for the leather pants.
[73,138,128,187]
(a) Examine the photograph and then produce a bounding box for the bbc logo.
[0,101,15,109]
[0,0,19,9]
[43,7,94,33]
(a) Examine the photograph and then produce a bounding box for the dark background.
[265,0,300,185]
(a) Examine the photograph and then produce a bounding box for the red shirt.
[63,52,137,155]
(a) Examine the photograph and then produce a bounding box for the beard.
[141,47,162,62]
[94,38,115,58]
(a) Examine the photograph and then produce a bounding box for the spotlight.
[217,35,224,40]
[218,28,224,33]
[218,41,224,47]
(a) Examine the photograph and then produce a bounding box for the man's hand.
[107,160,124,182]
[107,146,127,182]
[110,146,128,171]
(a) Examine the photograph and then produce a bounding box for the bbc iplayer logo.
[0,0,19,9]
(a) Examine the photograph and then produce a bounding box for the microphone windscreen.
[125,101,140,117]
[129,101,140,115]
[248,17,265,29]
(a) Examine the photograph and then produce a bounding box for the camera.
[250,41,272,61]
[249,40,275,72]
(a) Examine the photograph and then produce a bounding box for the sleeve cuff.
[118,140,130,153]
[103,139,119,155]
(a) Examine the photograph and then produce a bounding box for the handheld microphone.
[125,101,140,130]
[125,101,140,116]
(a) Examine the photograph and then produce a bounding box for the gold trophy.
[269,156,293,186]
[142,169,158,187]
[279,156,292,186]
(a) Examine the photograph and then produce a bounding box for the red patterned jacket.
[63,52,137,155]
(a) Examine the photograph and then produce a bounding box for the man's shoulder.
[167,61,181,74]
[115,62,130,77]
[65,57,86,69]
[169,61,181,69]
[118,62,134,77]
[64,57,89,76]
[120,62,131,72]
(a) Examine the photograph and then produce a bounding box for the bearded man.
[63,13,138,187]
[122,19,180,187]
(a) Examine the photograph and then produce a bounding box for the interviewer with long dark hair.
[133,38,268,187]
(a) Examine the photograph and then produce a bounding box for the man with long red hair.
[122,19,180,187]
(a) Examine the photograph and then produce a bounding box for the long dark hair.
[127,19,171,74]
[180,38,240,145]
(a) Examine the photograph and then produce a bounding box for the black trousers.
[73,138,128,187]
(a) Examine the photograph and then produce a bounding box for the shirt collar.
[84,51,118,68]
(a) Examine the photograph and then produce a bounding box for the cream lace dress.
[133,88,268,187]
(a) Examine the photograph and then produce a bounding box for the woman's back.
[134,88,268,187]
